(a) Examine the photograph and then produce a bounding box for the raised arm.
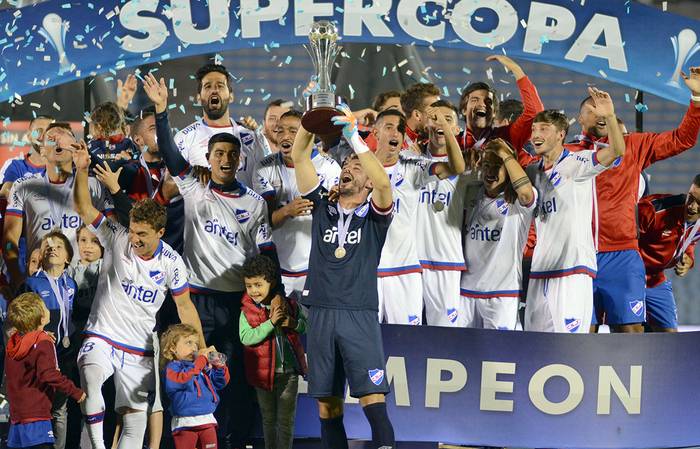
[290,126,318,194]
[586,87,624,166]
[490,138,534,206]
[72,141,101,226]
[425,106,466,178]
[332,107,392,209]
[142,74,189,176]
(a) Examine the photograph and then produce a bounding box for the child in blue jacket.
[161,323,229,449]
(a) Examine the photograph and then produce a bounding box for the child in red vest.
[240,255,307,449]
[5,292,85,449]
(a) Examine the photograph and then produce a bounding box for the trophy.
[302,21,345,135]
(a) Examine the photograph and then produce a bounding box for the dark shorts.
[593,250,646,325]
[645,280,678,330]
[307,307,390,399]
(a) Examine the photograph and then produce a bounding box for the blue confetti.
[634,103,648,112]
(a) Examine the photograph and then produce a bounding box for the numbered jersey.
[6,172,114,252]
[174,168,273,292]
[378,156,438,276]
[84,214,188,353]
[253,151,340,275]
[526,149,609,279]
[174,118,269,187]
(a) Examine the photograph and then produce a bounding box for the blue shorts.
[645,280,678,330]
[307,307,390,399]
[7,419,54,448]
[593,250,646,325]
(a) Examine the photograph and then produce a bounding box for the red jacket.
[241,294,307,391]
[638,194,698,288]
[567,103,700,252]
[459,76,543,167]
[5,330,84,424]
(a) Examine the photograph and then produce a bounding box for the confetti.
[635,103,649,113]
[598,69,608,79]
[625,93,630,103]
[520,19,527,28]
[662,1,667,11]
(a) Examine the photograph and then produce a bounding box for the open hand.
[331,104,358,140]
[587,87,615,118]
[71,141,90,170]
[486,55,525,80]
[117,74,137,110]
[94,163,123,195]
[283,197,314,217]
[142,73,169,114]
[682,66,700,96]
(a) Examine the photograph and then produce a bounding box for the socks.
[362,402,395,449]
[117,411,148,449]
[320,415,349,449]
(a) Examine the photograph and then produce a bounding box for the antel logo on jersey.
[204,218,239,246]
[420,189,452,206]
[496,199,509,215]
[121,281,158,304]
[565,318,581,333]
[323,227,362,245]
[468,223,501,242]
[538,197,558,217]
[629,300,644,317]
[368,369,385,386]
[149,270,165,285]
[41,214,82,230]
[235,209,251,224]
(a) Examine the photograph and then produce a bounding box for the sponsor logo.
[40,214,82,231]
[419,189,452,206]
[629,300,644,317]
[323,227,362,245]
[468,223,501,242]
[447,308,458,323]
[235,208,251,224]
[496,198,509,215]
[538,197,558,217]
[355,203,369,217]
[121,281,158,304]
[149,270,165,285]
[368,369,385,386]
[408,315,421,325]
[204,219,239,246]
[328,205,337,216]
[565,318,581,333]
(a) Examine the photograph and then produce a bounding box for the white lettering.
[565,13,628,71]
[425,358,467,408]
[119,0,169,53]
[597,366,642,414]
[240,0,289,39]
[397,0,446,42]
[528,364,584,415]
[343,0,393,37]
[480,361,515,412]
[450,0,518,47]
[171,0,229,44]
[295,0,335,36]
[523,2,576,54]
[387,356,411,407]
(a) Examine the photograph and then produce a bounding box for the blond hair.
[159,324,198,369]
[8,293,46,334]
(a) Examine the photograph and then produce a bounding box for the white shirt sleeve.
[167,255,189,296]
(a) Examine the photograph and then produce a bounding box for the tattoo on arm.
[511,176,531,190]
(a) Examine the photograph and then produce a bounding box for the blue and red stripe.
[377,265,422,277]
[460,289,520,298]
[529,265,597,279]
[4,208,22,217]
[281,269,308,278]
[171,282,190,296]
[83,332,153,356]
[419,260,466,271]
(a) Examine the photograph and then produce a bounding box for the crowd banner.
[292,325,700,448]
[0,0,699,104]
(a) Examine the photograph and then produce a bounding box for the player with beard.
[636,175,700,332]
[144,74,277,449]
[415,100,470,326]
[262,98,292,153]
[373,109,465,325]
[399,83,440,147]
[571,67,700,333]
[253,110,340,299]
[0,116,52,198]
[458,55,543,165]
[174,64,268,187]
[291,104,395,449]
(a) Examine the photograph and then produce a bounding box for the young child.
[161,324,229,449]
[5,292,85,449]
[240,255,307,449]
[67,224,103,334]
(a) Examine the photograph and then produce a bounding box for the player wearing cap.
[637,175,700,332]
[524,88,625,333]
[71,140,204,449]
[571,67,700,333]
[253,109,340,299]
[291,105,395,449]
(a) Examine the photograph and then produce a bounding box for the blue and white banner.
[293,325,700,448]
[0,0,699,103]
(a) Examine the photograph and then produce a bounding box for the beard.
[203,101,228,120]
[587,125,607,139]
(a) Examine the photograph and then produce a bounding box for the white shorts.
[422,270,461,326]
[525,274,593,333]
[77,337,156,412]
[378,273,423,325]
[282,274,307,301]
[461,295,519,330]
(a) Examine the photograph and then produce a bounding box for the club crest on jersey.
[447,308,458,323]
[565,318,581,333]
[408,315,420,325]
[328,205,337,216]
[239,132,254,146]
[496,199,508,215]
[612,156,622,167]
[149,270,165,285]
[629,300,644,317]
[368,369,385,386]
[355,203,370,217]
[235,209,251,224]
[390,173,404,187]
[550,171,562,187]
[40,290,51,298]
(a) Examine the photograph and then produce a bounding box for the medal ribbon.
[46,272,70,346]
[336,203,356,253]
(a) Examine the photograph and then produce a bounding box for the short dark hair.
[130,199,167,232]
[496,99,524,123]
[459,82,499,120]
[29,115,54,127]
[372,90,402,112]
[241,255,278,284]
[534,110,570,142]
[196,64,233,93]
[40,230,74,266]
[375,109,406,134]
[400,83,440,116]
[429,99,459,117]
[579,96,594,111]
[44,122,75,138]
[280,109,303,121]
[207,133,241,156]
[264,98,290,120]
[130,106,156,139]
[694,174,700,187]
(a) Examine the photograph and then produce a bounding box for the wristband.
[692,94,700,102]
[349,133,370,154]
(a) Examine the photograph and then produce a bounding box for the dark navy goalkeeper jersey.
[302,183,393,311]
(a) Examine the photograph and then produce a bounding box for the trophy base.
[302,107,344,136]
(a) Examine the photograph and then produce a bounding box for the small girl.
[161,324,229,449]
[67,224,103,334]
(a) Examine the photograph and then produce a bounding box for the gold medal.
[433,200,445,212]
[334,247,347,259]
[62,336,70,349]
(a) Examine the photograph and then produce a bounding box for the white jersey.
[415,154,468,272]
[84,214,188,353]
[174,167,273,292]
[378,155,438,276]
[526,149,609,279]
[460,188,537,297]
[253,150,340,275]
[6,172,114,252]
[174,118,269,187]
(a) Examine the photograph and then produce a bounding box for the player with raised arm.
[525,87,625,333]
[71,141,204,449]
[291,105,394,449]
